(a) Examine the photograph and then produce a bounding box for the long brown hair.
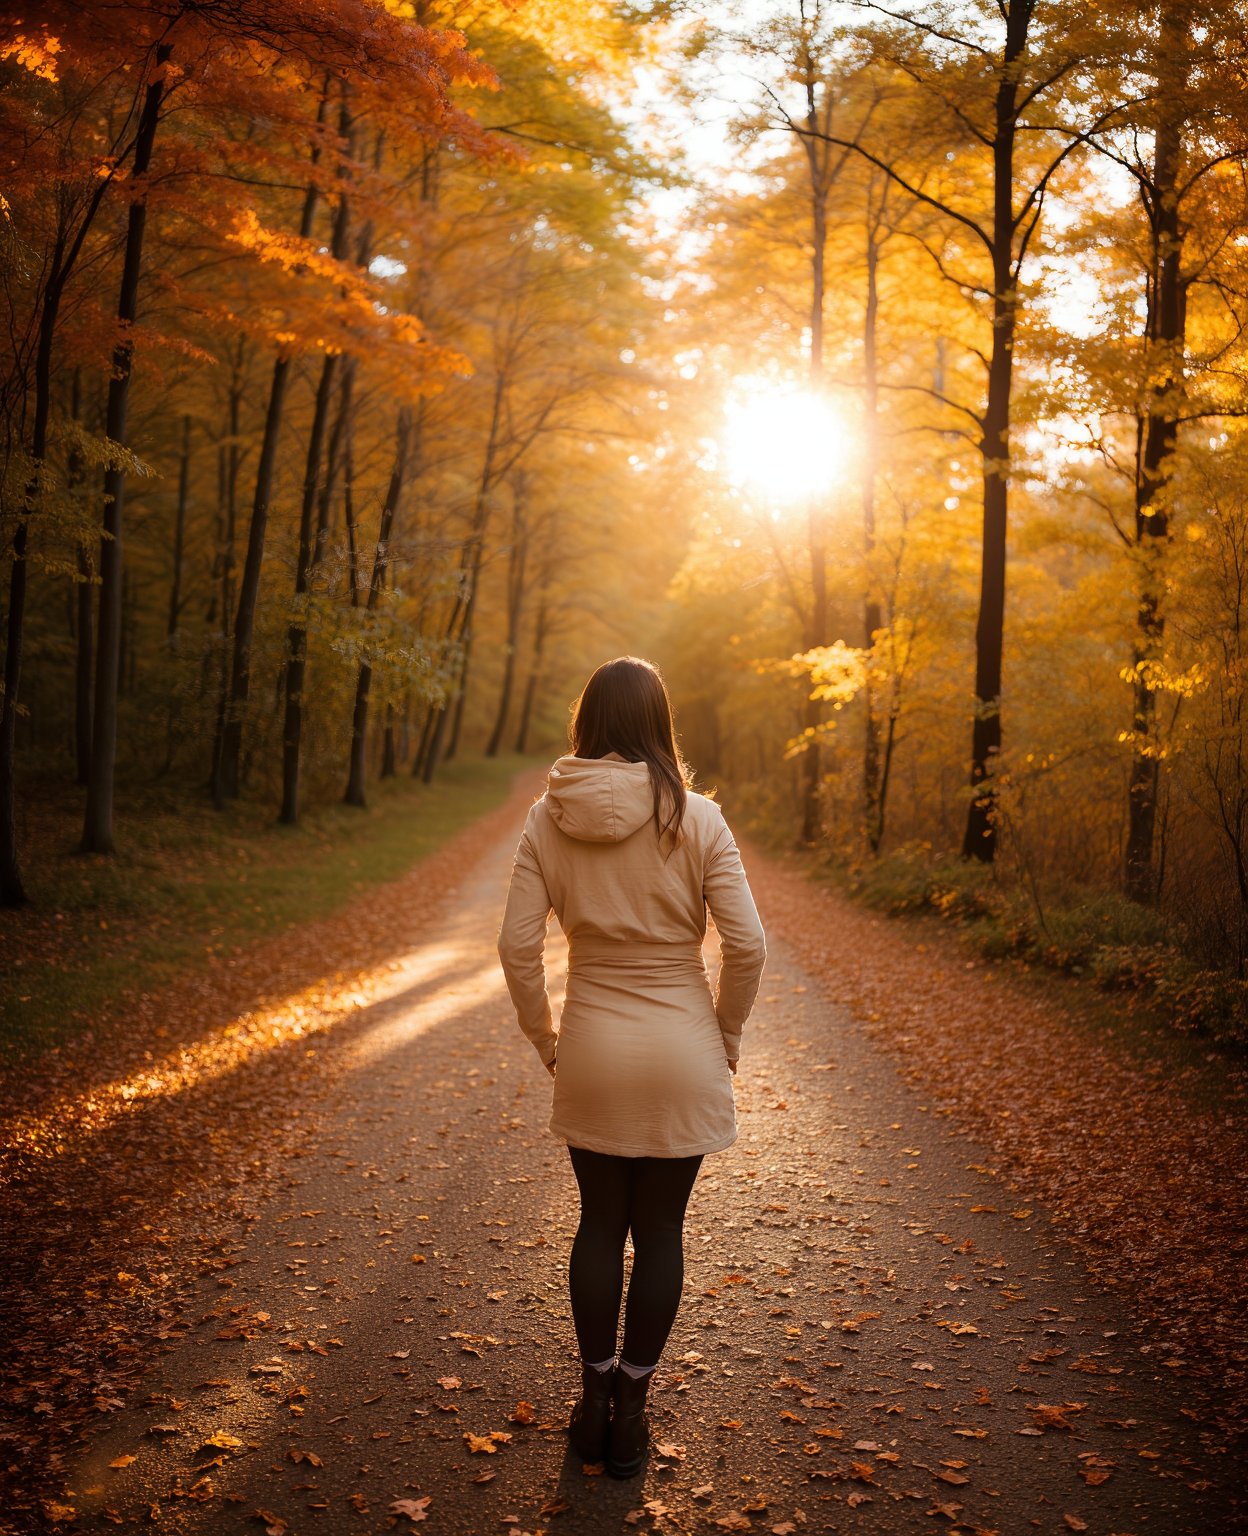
[569,656,690,844]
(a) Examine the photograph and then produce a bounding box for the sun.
[721,380,851,503]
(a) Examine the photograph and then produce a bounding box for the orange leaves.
[1,32,63,81]
[1029,1402,1087,1433]
[462,1429,511,1453]
[390,1496,432,1523]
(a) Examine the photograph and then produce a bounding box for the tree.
[797,0,1131,861]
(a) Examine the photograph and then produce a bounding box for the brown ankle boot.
[605,1365,653,1477]
[568,1362,613,1462]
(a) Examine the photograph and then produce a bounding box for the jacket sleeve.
[703,806,767,1061]
[497,806,558,1067]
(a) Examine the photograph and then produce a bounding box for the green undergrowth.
[839,842,1248,1049]
[0,754,528,1065]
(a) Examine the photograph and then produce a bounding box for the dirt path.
[7,786,1242,1535]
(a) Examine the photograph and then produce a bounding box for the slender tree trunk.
[313,358,354,580]
[486,481,527,758]
[209,359,242,792]
[279,96,353,825]
[423,371,505,783]
[215,82,331,805]
[381,699,397,779]
[412,703,436,779]
[862,225,884,852]
[961,3,1027,863]
[66,370,94,788]
[279,351,340,824]
[514,595,549,757]
[168,413,190,639]
[797,49,830,846]
[1125,5,1188,903]
[82,43,171,855]
[345,407,411,807]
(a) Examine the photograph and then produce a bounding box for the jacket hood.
[545,753,655,843]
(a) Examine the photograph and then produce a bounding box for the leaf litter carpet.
[1,774,1243,1533]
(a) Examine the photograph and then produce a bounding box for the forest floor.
[1,768,1245,1535]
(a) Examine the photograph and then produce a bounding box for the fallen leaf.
[1030,1402,1087,1432]
[109,1454,137,1468]
[390,1497,432,1523]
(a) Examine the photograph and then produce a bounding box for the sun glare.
[722,382,851,503]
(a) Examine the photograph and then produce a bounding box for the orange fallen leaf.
[390,1497,432,1523]
[1030,1402,1087,1432]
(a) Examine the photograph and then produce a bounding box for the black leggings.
[566,1144,703,1369]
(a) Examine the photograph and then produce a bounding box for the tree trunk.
[279,349,340,824]
[485,480,528,757]
[961,3,1027,863]
[215,82,331,806]
[862,224,884,852]
[168,413,190,639]
[412,703,436,779]
[797,44,831,846]
[381,699,397,779]
[279,95,353,825]
[798,498,828,844]
[1125,5,1188,903]
[208,355,242,793]
[422,371,505,783]
[515,593,550,756]
[66,370,94,789]
[82,43,171,855]
[345,407,412,807]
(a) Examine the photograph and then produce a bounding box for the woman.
[496,656,767,1478]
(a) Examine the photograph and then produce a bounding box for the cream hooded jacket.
[496,753,767,1157]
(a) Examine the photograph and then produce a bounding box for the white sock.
[618,1358,656,1379]
[584,1355,615,1373]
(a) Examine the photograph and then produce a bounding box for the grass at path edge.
[0,754,530,1067]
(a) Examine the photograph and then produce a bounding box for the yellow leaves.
[436,1375,461,1390]
[508,1400,536,1424]
[109,1453,137,1468]
[1117,656,1209,701]
[1,32,62,81]
[201,1432,244,1451]
[287,1448,321,1466]
[759,644,868,710]
[463,1430,512,1453]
